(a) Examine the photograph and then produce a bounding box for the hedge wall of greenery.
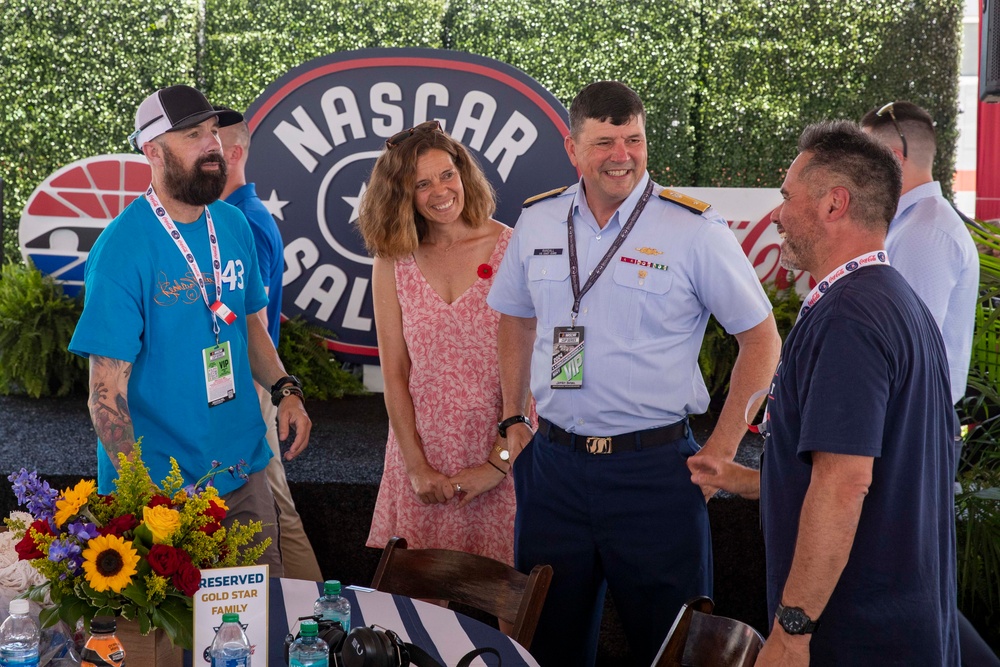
[444,0,702,184]
[202,0,446,114]
[0,1,199,259]
[696,0,963,192]
[1,0,964,261]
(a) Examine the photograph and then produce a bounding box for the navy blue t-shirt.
[762,266,959,666]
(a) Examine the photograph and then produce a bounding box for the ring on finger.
[455,483,463,493]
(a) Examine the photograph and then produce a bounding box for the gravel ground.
[0,391,762,488]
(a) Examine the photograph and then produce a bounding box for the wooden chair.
[652,596,765,667]
[370,536,553,650]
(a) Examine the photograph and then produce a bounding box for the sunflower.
[54,479,96,527]
[81,534,140,593]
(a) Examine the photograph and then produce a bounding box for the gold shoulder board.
[658,189,711,215]
[523,186,570,208]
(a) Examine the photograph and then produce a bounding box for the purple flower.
[48,538,81,565]
[8,469,58,520]
[67,521,99,541]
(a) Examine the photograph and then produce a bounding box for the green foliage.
[278,316,367,400]
[446,0,701,184]
[698,275,801,404]
[0,0,199,261]
[202,0,447,112]
[0,260,87,397]
[697,0,963,194]
[957,220,1000,640]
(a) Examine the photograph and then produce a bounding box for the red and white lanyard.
[797,250,890,321]
[144,185,230,342]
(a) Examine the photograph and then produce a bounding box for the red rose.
[199,499,226,535]
[147,544,190,577]
[148,495,172,508]
[477,263,493,279]
[171,561,202,596]
[14,520,52,560]
[204,499,226,522]
[97,513,138,537]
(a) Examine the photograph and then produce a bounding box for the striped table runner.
[270,578,539,666]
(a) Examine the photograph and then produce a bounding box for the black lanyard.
[566,179,654,325]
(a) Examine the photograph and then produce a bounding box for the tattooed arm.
[88,355,135,469]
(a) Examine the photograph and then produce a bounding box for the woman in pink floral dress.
[359,121,524,566]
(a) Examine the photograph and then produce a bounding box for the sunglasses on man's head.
[876,102,908,159]
[385,120,442,149]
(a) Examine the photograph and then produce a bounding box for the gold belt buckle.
[585,436,613,455]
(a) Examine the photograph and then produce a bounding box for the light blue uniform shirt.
[885,181,979,404]
[488,174,772,435]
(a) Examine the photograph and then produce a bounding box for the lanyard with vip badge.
[797,250,890,321]
[145,186,237,407]
[552,179,655,389]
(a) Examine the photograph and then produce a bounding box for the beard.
[161,144,227,207]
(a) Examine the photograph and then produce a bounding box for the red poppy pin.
[477,264,493,279]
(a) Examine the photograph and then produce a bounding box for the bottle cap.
[323,580,341,595]
[8,599,29,615]
[222,612,240,623]
[91,616,117,634]
[300,620,318,637]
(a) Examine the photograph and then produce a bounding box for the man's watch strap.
[775,604,819,635]
[497,415,531,438]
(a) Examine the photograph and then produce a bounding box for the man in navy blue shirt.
[219,112,323,581]
[690,121,959,666]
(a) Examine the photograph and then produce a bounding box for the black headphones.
[285,615,501,667]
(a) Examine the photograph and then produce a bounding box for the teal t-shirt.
[69,197,270,496]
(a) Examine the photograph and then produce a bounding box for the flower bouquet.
[4,443,269,650]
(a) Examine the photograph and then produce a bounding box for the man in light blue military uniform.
[487,81,781,666]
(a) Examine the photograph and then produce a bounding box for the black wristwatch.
[775,604,819,635]
[270,375,303,406]
[497,415,531,438]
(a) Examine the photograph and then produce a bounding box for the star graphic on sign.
[262,190,289,221]
[342,182,368,224]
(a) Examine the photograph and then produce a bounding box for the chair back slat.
[371,537,553,650]
[652,596,764,667]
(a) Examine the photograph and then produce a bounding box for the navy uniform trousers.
[513,423,712,666]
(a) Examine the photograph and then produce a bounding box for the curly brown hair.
[358,126,496,259]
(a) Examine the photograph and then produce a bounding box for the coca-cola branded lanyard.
[745,250,891,437]
[797,250,890,321]
[566,178,654,326]
[144,185,227,343]
[743,250,889,435]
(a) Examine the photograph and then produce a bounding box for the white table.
[272,578,540,666]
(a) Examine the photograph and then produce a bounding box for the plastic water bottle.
[288,620,329,667]
[80,616,125,667]
[209,612,251,667]
[0,599,39,667]
[314,580,351,631]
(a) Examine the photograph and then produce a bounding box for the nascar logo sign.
[244,48,579,363]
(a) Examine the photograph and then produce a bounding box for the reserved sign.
[194,565,269,663]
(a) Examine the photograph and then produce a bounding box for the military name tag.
[551,326,584,389]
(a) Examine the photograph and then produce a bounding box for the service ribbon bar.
[620,256,668,271]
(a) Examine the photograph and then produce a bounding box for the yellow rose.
[142,505,181,544]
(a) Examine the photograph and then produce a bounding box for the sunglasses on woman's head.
[385,120,442,149]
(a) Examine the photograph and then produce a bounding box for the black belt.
[537,417,689,455]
